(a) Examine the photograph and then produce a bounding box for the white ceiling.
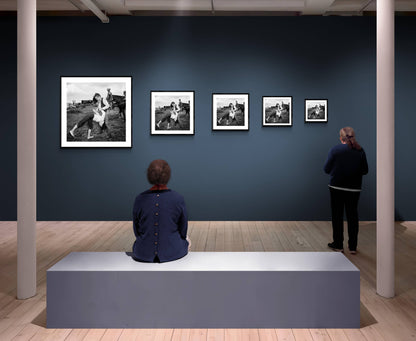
[1,0,416,16]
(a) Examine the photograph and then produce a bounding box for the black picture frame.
[212,93,249,131]
[305,99,328,123]
[262,96,293,127]
[150,91,195,135]
[61,76,132,148]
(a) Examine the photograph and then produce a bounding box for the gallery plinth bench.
[47,252,360,328]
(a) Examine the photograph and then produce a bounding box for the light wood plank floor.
[1,221,415,341]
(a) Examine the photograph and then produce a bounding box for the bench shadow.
[360,301,377,328]
[32,307,47,328]
[31,301,376,330]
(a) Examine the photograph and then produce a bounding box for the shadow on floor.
[31,302,377,330]
[360,302,377,328]
[32,307,46,328]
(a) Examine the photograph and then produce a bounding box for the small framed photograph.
[305,99,328,123]
[262,96,293,127]
[61,76,132,148]
[151,91,194,135]
[212,93,249,131]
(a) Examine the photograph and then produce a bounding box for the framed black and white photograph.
[212,93,249,131]
[151,91,194,135]
[262,96,293,127]
[61,76,132,147]
[305,99,328,123]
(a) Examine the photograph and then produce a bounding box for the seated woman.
[132,159,189,263]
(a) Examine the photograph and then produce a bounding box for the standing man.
[106,88,113,109]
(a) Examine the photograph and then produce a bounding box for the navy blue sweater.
[132,189,188,263]
[324,144,368,190]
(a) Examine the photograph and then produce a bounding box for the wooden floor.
[0,221,415,341]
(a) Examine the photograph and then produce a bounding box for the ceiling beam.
[303,0,335,15]
[78,0,109,23]
[67,0,85,12]
[359,0,374,12]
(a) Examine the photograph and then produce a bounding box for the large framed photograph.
[61,76,132,147]
[151,91,194,135]
[262,96,293,127]
[305,99,328,123]
[212,93,249,131]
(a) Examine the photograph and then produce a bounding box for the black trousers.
[329,187,361,250]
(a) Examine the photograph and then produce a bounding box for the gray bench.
[47,251,360,328]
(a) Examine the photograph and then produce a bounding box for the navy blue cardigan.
[324,144,368,190]
[132,189,189,263]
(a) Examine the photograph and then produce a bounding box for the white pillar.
[377,0,395,298]
[17,0,37,299]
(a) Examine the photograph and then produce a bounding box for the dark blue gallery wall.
[1,16,414,221]
[0,18,17,220]
[395,19,416,221]
[35,16,377,221]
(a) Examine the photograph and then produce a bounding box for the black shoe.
[349,249,357,254]
[328,242,344,252]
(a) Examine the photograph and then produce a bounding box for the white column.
[17,0,37,299]
[377,0,395,298]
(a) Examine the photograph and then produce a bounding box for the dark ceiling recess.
[2,10,416,17]
[130,10,301,16]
